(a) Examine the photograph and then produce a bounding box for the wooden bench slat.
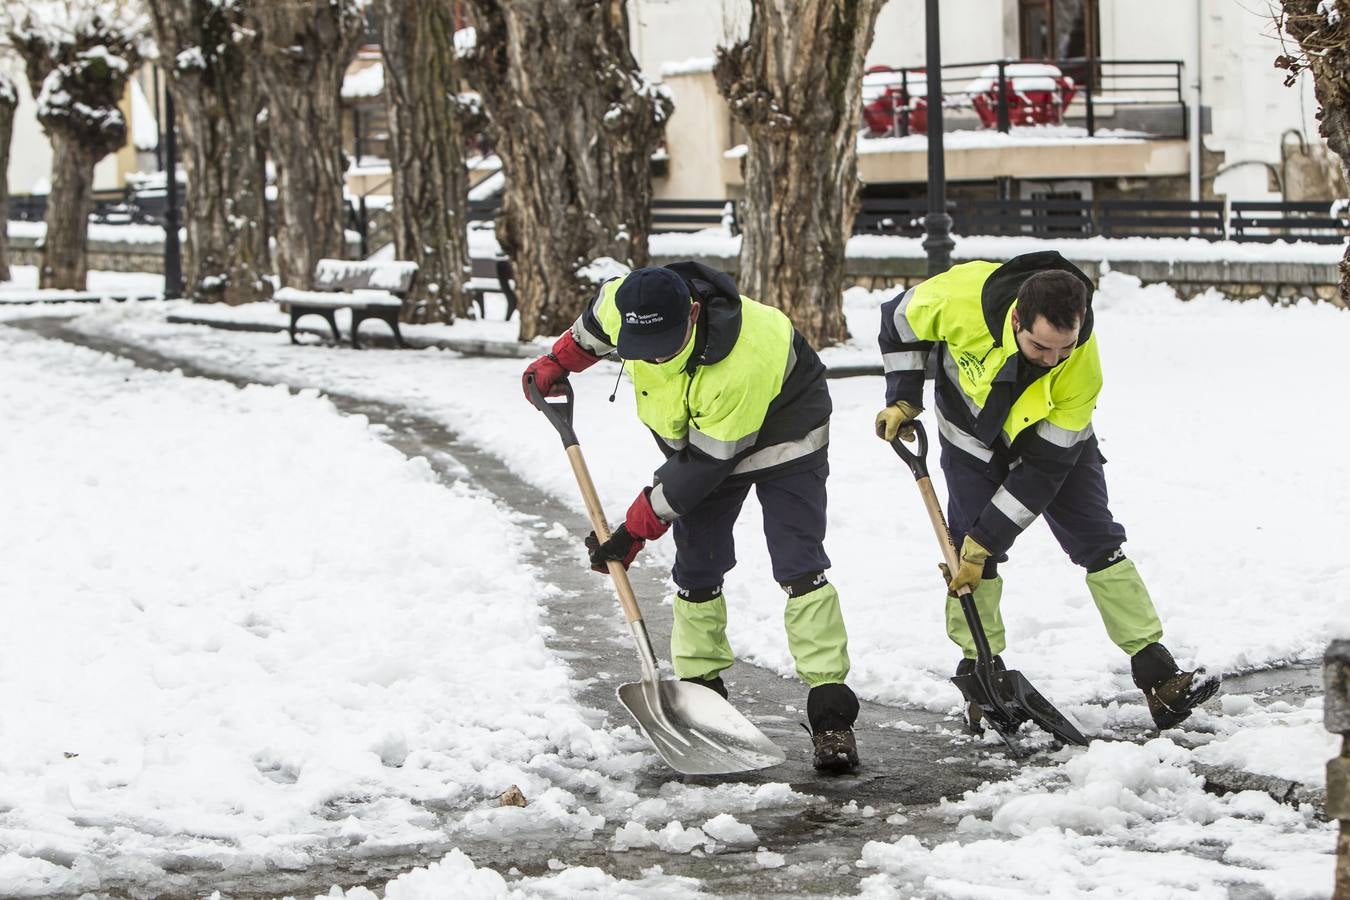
[275,287,404,308]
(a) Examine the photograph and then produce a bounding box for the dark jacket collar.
[980,251,1096,347]
[662,260,743,369]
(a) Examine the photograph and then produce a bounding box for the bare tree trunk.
[0,75,17,282]
[9,12,144,291]
[461,0,672,340]
[1279,1,1350,304]
[43,135,98,289]
[378,0,473,323]
[253,1,364,289]
[715,0,885,348]
[147,0,272,304]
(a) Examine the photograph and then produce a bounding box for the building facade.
[631,0,1337,205]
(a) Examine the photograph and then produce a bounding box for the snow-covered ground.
[0,265,163,303]
[0,266,1342,896]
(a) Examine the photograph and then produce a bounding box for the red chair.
[862,66,929,136]
[970,64,1076,129]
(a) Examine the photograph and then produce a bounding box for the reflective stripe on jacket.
[877,251,1101,555]
[570,262,831,522]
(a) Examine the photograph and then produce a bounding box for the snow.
[577,256,630,285]
[644,226,1346,266]
[0,326,629,895]
[0,264,162,302]
[128,76,158,150]
[342,62,384,100]
[0,261,1343,894]
[858,740,1333,898]
[454,27,477,59]
[8,219,167,247]
[469,170,506,202]
[860,125,1147,154]
[316,848,703,898]
[0,71,16,107]
[966,62,1072,95]
[1192,696,1336,784]
[660,57,716,77]
[1319,0,1343,27]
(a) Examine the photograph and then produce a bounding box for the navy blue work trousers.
[671,464,832,590]
[942,435,1127,572]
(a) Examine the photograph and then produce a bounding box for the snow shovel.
[889,422,1088,754]
[527,376,786,775]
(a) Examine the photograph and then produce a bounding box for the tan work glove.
[941,535,991,595]
[874,400,923,442]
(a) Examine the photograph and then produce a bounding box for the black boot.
[954,655,1006,734]
[681,675,728,699]
[806,683,860,773]
[1131,643,1221,730]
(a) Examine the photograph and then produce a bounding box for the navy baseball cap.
[614,267,693,360]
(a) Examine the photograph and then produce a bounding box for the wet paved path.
[6,317,1322,899]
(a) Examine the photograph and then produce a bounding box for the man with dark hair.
[523,261,861,772]
[874,251,1219,732]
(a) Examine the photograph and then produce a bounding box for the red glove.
[625,488,671,541]
[522,331,601,401]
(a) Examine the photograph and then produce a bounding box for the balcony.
[856,57,1191,185]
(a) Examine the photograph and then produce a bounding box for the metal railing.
[464,197,740,235]
[10,189,173,226]
[11,192,1342,247]
[853,196,1350,244]
[862,57,1187,140]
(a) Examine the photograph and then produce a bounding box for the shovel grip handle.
[889,419,930,479]
[526,375,578,448]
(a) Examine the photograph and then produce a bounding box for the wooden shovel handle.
[566,444,644,624]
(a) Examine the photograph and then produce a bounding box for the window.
[1020,1,1053,60]
[1018,0,1098,62]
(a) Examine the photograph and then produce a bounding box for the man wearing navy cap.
[523,261,861,772]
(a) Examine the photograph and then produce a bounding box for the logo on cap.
[623,311,665,326]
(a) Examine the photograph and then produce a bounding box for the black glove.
[585,524,645,573]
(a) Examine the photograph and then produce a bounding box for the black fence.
[853,196,1349,244]
[10,189,172,227]
[13,190,1344,247]
[464,197,740,235]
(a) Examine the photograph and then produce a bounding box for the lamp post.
[162,82,182,300]
[923,0,953,276]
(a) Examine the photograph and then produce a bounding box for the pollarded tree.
[715,0,887,348]
[1278,1,1350,303]
[377,0,474,323]
[146,0,271,304]
[460,0,672,340]
[7,1,149,290]
[250,0,364,290]
[0,71,17,282]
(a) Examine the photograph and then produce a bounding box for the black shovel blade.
[952,672,1028,746]
[999,669,1089,746]
[952,667,1089,750]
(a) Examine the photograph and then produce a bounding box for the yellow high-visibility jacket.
[570,261,831,522]
[878,251,1101,554]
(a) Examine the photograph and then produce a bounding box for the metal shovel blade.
[617,679,787,775]
[952,667,1088,750]
[1000,669,1088,746]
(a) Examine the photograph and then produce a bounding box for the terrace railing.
[862,57,1188,140]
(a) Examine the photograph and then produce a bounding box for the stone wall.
[7,230,1344,308]
[8,236,164,274]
